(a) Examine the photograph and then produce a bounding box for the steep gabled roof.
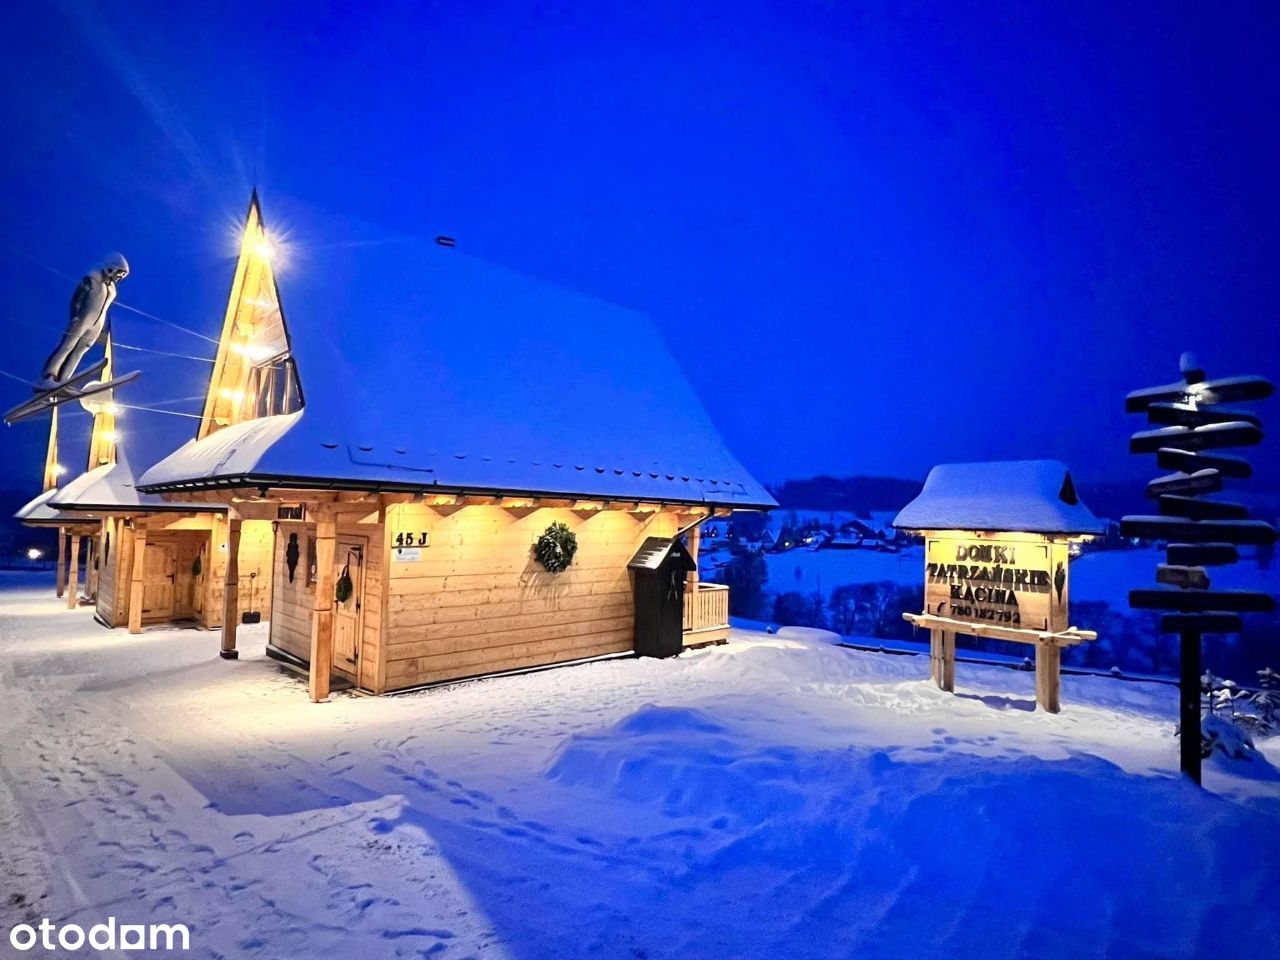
[15,487,98,527]
[142,213,774,509]
[893,460,1105,535]
[51,443,214,514]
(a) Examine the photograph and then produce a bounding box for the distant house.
[140,194,775,701]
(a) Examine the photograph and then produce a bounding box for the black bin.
[628,537,696,658]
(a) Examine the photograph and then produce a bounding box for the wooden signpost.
[1121,354,1275,785]
[894,461,1105,713]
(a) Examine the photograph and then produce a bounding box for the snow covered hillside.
[1,572,1278,958]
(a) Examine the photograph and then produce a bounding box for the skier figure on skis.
[39,253,129,390]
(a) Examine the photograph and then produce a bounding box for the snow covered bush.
[1201,714,1259,761]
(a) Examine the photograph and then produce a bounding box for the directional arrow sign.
[1160,612,1244,634]
[1130,589,1275,613]
[1125,374,1274,412]
[1130,422,1262,454]
[1145,470,1223,498]
[1119,516,1277,544]
[1166,543,1239,566]
[1157,496,1250,521]
[1156,564,1210,590]
[1156,448,1253,479]
[1146,402,1262,429]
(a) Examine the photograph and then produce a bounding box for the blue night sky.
[1,0,1277,491]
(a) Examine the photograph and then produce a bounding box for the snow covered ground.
[2,571,1279,959]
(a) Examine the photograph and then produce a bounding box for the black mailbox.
[628,537,696,658]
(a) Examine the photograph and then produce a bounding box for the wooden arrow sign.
[1156,564,1210,590]
[1156,448,1252,479]
[1130,588,1275,613]
[1166,543,1239,566]
[1160,612,1244,634]
[1119,515,1277,544]
[1145,402,1262,429]
[1157,496,1250,521]
[1125,374,1274,412]
[1145,470,1222,498]
[1130,422,1262,454]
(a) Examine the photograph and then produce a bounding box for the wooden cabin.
[50,445,274,632]
[139,194,774,700]
[13,365,113,607]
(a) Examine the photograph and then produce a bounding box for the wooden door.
[172,535,203,619]
[142,542,176,619]
[333,538,365,671]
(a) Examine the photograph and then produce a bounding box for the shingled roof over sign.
[893,460,1105,535]
[140,211,774,509]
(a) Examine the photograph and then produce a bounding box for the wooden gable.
[198,191,300,440]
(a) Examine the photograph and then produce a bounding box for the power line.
[114,342,214,362]
[11,246,219,344]
[116,402,201,419]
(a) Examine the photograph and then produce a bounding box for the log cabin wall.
[381,504,679,692]
[268,514,383,690]
[95,518,127,627]
[199,518,275,627]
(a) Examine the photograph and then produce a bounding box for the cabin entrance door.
[142,541,176,620]
[171,533,203,620]
[333,537,366,672]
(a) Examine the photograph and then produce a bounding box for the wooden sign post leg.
[1035,643,1061,713]
[55,527,66,598]
[220,514,242,660]
[930,628,955,692]
[1180,630,1202,785]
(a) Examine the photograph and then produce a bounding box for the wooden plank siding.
[381,504,679,691]
[268,515,383,690]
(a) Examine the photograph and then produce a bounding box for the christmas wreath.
[533,521,578,574]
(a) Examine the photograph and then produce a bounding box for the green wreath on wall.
[533,521,578,574]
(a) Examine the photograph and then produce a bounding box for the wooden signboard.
[924,534,1070,634]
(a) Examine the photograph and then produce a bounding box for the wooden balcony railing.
[683,581,730,635]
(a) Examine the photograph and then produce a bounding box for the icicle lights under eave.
[197,191,299,441]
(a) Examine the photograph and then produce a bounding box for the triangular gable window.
[198,192,302,440]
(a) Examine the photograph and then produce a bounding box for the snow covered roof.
[892,460,1105,535]
[141,229,774,509]
[50,444,216,514]
[14,487,99,527]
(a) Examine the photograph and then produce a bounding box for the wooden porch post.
[128,526,148,634]
[221,512,243,660]
[686,523,701,589]
[55,527,66,598]
[86,535,99,598]
[308,509,337,702]
[930,628,955,692]
[1035,643,1061,713]
[66,534,81,609]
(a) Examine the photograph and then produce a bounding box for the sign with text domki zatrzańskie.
[925,534,1070,635]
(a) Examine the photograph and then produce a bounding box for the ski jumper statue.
[4,253,141,425]
[40,253,129,389]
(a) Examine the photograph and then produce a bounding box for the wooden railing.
[683,582,730,634]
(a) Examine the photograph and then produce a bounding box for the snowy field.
[2,571,1279,959]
